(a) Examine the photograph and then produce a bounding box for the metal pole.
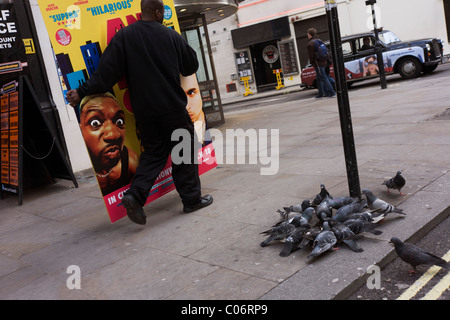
[324,0,361,198]
[367,0,387,89]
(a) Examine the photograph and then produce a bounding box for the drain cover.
[428,108,450,121]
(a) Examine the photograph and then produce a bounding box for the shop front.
[231,16,299,93]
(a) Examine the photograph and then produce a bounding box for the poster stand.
[1,75,78,205]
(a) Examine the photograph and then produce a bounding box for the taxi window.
[357,37,374,52]
[342,41,352,56]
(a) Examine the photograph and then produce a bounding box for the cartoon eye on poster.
[37,0,217,223]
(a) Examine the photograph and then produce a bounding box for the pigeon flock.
[260,171,449,273]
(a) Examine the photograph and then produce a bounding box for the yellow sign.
[240,76,253,96]
[23,39,35,54]
[273,69,284,90]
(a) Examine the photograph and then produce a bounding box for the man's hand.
[66,89,81,107]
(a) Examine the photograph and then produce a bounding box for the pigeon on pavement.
[331,200,367,222]
[299,225,322,249]
[316,200,333,222]
[283,199,312,214]
[307,222,337,259]
[313,184,331,205]
[279,225,311,257]
[329,221,364,253]
[362,189,405,215]
[274,207,315,228]
[382,171,406,196]
[390,237,449,273]
[327,196,359,209]
[345,211,373,222]
[344,218,383,235]
[260,223,296,247]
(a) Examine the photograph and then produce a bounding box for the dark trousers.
[127,110,201,207]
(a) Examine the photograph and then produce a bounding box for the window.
[342,41,353,56]
[356,37,374,52]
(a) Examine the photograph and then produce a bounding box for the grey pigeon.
[331,200,367,222]
[307,222,337,259]
[260,223,296,247]
[279,225,310,257]
[316,200,333,222]
[300,207,315,223]
[313,184,331,205]
[362,189,405,215]
[329,221,364,253]
[299,226,322,249]
[345,211,374,222]
[382,171,406,196]
[327,196,359,209]
[390,237,449,273]
[283,199,312,214]
[344,218,382,235]
[273,207,314,228]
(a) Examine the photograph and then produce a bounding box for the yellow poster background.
[37,0,180,155]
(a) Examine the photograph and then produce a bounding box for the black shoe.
[315,94,324,98]
[122,194,146,225]
[183,195,213,213]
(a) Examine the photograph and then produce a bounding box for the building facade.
[210,0,450,100]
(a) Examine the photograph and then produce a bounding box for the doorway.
[250,40,283,92]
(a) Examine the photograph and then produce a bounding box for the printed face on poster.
[36,0,216,223]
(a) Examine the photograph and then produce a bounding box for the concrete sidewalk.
[1,66,450,300]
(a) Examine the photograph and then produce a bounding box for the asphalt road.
[347,215,450,300]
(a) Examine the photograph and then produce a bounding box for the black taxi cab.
[301,29,443,88]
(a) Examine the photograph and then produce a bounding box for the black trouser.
[127,110,201,207]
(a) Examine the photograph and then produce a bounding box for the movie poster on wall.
[36,0,217,223]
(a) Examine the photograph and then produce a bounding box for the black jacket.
[77,20,199,121]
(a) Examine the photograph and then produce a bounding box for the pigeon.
[307,222,337,259]
[273,207,315,228]
[343,218,383,235]
[345,211,374,222]
[299,225,322,249]
[329,221,364,253]
[382,171,406,196]
[362,189,405,215]
[283,199,312,214]
[279,225,311,257]
[313,184,331,205]
[390,237,449,273]
[260,223,296,247]
[327,196,359,209]
[316,201,333,222]
[331,200,367,222]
